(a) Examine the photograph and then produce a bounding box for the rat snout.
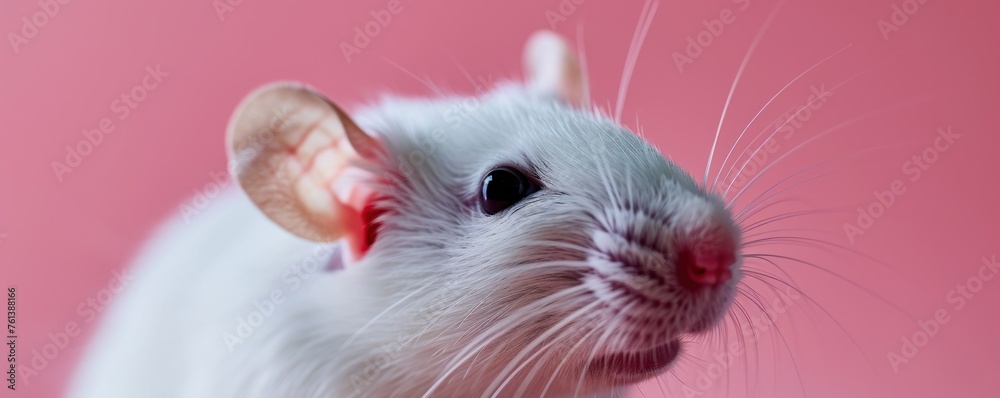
[674,208,739,290]
[677,242,736,289]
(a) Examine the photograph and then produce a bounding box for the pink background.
[1,0,998,397]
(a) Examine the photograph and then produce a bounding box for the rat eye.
[480,166,539,215]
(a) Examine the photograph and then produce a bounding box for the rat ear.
[523,30,589,107]
[227,83,382,245]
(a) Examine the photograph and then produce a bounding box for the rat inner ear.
[523,30,589,107]
[227,83,382,248]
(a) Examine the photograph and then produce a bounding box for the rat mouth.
[587,339,681,382]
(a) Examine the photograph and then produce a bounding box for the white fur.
[69,84,740,397]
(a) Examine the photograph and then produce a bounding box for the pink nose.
[678,245,735,289]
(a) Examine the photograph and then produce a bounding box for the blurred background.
[1,0,997,396]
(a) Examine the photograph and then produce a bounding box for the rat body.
[69,32,741,398]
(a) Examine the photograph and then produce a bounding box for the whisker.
[379,55,448,97]
[730,141,915,214]
[422,286,590,397]
[449,52,490,93]
[742,271,882,374]
[745,235,908,279]
[738,196,813,224]
[339,282,433,350]
[725,96,931,206]
[614,0,659,124]
[742,227,828,243]
[487,301,603,397]
[740,207,849,233]
[744,253,916,320]
[575,302,636,397]
[733,290,766,395]
[721,48,911,198]
[712,43,853,192]
[537,325,602,398]
[703,0,787,187]
[576,21,592,109]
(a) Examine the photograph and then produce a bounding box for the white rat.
[69,31,741,398]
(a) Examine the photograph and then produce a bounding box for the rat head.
[227,31,741,396]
